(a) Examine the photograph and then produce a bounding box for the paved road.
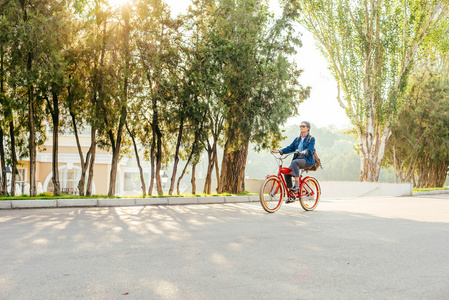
[1,195,449,299]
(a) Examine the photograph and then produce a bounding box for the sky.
[165,0,352,130]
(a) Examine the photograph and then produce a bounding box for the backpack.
[306,135,321,171]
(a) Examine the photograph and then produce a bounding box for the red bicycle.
[259,151,321,213]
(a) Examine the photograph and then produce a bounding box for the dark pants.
[284,174,293,188]
[289,158,307,177]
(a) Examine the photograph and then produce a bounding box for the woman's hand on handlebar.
[272,150,281,154]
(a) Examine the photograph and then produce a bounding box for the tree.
[208,0,309,193]
[40,4,69,196]
[203,110,224,194]
[125,122,147,197]
[184,0,225,194]
[135,0,183,195]
[0,127,5,195]
[0,10,7,195]
[44,88,62,196]
[67,0,113,197]
[66,48,96,196]
[73,0,131,197]
[165,0,218,196]
[103,3,132,197]
[5,0,48,196]
[296,0,448,181]
[165,41,188,196]
[384,56,449,187]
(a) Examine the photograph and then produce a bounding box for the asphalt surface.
[1,195,449,299]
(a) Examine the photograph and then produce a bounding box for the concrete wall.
[317,181,412,198]
[188,178,413,198]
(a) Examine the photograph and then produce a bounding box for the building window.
[17,168,26,182]
[47,167,80,194]
[44,166,96,195]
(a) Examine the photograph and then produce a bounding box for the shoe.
[289,186,299,192]
[285,198,295,204]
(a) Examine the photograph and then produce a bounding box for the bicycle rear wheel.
[299,177,320,211]
[259,177,284,213]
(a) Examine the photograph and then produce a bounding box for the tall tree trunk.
[359,126,391,182]
[151,100,163,195]
[50,91,61,196]
[218,141,228,194]
[22,1,36,196]
[107,7,130,197]
[126,123,146,197]
[107,105,126,197]
[148,129,155,196]
[421,162,448,188]
[86,126,96,196]
[177,157,192,195]
[436,165,448,187]
[28,85,36,197]
[168,118,184,195]
[220,138,249,194]
[108,144,120,197]
[213,142,220,193]
[177,122,203,195]
[155,124,163,195]
[9,120,17,196]
[191,161,197,194]
[203,140,214,194]
[0,128,6,196]
[86,56,100,197]
[203,137,219,194]
[0,46,4,195]
[0,49,6,196]
[70,110,91,196]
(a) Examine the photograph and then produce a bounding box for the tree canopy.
[384,55,449,187]
[0,0,309,196]
[294,0,449,182]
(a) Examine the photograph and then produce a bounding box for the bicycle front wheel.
[260,177,284,213]
[299,177,320,211]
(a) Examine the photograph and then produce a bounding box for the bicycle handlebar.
[270,151,295,162]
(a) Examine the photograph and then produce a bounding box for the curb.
[0,195,261,210]
[2,192,447,210]
[412,190,449,196]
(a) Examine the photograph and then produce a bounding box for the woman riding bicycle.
[273,121,316,194]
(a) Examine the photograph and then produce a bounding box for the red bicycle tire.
[299,176,320,211]
[259,176,284,213]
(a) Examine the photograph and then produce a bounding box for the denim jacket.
[280,134,316,166]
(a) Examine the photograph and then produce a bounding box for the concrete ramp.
[245,179,412,198]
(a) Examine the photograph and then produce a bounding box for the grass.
[0,193,118,201]
[413,187,449,193]
[181,190,256,197]
[0,190,257,200]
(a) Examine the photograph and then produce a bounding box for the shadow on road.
[1,199,449,299]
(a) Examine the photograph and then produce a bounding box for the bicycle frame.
[266,152,313,199]
[260,152,321,212]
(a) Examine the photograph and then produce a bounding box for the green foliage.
[384,56,449,187]
[294,0,449,181]
[208,0,309,151]
[6,0,426,197]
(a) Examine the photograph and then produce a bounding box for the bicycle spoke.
[299,177,320,211]
[259,177,283,213]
